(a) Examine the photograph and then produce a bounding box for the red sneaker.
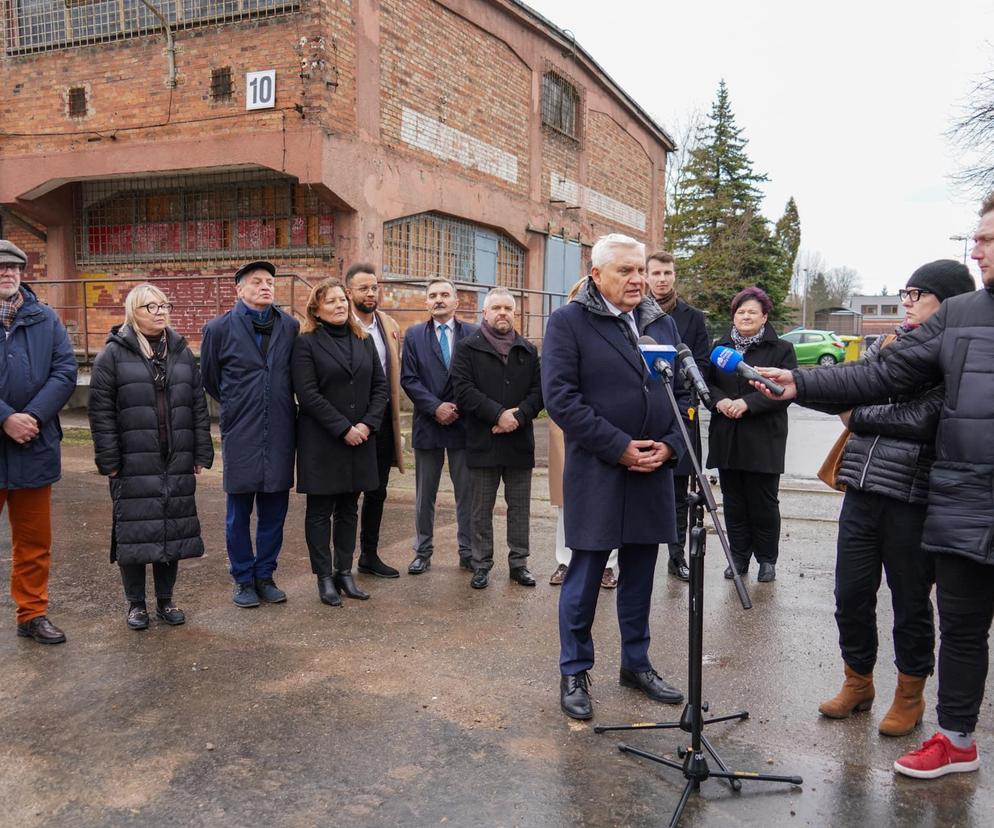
[894,732,979,779]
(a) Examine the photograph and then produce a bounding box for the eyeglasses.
[351,285,379,294]
[141,302,173,314]
[0,264,24,274]
[898,289,933,302]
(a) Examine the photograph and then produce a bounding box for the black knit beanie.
[906,259,975,302]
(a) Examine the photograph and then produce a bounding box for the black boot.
[334,571,370,600]
[317,575,342,607]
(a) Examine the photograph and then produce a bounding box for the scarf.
[480,319,516,362]
[0,288,24,330]
[730,324,766,354]
[655,289,677,315]
[246,305,275,356]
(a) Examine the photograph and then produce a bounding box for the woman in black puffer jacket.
[816,260,975,738]
[88,284,214,631]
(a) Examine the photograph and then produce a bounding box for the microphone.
[637,335,676,380]
[710,346,785,397]
[676,343,713,409]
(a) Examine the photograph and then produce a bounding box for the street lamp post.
[802,268,809,328]
[950,234,969,264]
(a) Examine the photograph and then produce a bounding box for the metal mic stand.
[594,359,802,827]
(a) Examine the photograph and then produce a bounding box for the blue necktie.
[439,323,451,367]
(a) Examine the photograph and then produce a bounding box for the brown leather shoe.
[818,664,874,718]
[549,564,568,586]
[879,672,927,737]
[600,568,618,589]
[16,616,67,645]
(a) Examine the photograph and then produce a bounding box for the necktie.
[439,323,451,367]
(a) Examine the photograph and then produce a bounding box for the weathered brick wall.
[586,111,652,239]
[0,3,354,157]
[379,0,531,197]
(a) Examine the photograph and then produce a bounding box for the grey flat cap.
[0,240,27,266]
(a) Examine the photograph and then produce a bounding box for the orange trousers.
[0,485,52,624]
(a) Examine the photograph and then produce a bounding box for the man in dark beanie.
[0,239,76,643]
[753,193,994,780]
[201,261,299,608]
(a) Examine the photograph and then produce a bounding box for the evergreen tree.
[773,198,801,294]
[667,81,787,320]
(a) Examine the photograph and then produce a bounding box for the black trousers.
[935,553,994,733]
[359,416,394,559]
[668,474,691,562]
[120,561,178,603]
[718,469,781,568]
[305,492,360,576]
[834,489,935,677]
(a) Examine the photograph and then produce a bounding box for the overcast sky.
[528,0,994,294]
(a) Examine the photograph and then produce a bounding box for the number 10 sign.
[246,70,276,110]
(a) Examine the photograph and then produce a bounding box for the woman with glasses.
[88,284,214,630]
[292,277,387,606]
[816,260,975,737]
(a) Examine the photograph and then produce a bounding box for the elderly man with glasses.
[0,239,77,644]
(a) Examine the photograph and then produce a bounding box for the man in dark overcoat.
[0,239,76,644]
[201,260,299,608]
[450,287,543,590]
[542,233,686,720]
[400,278,479,574]
[646,250,709,581]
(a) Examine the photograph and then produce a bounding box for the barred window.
[210,66,233,102]
[4,0,299,55]
[75,170,334,265]
[541,71,580,140]
[383,213,524,290]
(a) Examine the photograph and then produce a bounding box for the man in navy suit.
[646,251,709,582]
[543,234,686,720]
[400,278,480,574]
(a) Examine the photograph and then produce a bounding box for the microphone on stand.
[636,335,677,380]
[675,343,713,409]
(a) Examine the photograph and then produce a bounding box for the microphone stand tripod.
[594,360,802,827]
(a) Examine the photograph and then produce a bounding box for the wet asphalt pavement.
[1,407,992,827]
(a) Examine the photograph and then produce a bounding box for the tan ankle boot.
[878,672,927,737]
[818,664,875,718]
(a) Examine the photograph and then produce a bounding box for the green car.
[780,329,847,366]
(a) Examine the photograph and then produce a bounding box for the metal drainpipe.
[136,0,177,88]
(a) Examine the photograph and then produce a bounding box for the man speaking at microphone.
[542,233,686,720]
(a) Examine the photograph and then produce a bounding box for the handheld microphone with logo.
[675,343,713,409]
[710,346,785,397]
[636,335,676,380]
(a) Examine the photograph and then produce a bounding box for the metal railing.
[28,272,314,364]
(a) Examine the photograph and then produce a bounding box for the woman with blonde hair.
[88,284,213,630]
[292,277,388,606]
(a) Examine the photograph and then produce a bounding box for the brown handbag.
[815,333,898,492]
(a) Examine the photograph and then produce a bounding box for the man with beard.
[645,251,708,582]
[450,287,543,589]
[0,239,76,644]
[400,279,479,574]
[346,263,404,578]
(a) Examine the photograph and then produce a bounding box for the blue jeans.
[225,491,290,585]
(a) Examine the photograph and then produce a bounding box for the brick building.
[0,0,673,353]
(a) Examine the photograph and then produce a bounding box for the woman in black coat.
[705,286,796,582]
[88,284,214,631]
[292,277,388,607]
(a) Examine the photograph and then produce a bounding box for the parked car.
[780,329,847,366]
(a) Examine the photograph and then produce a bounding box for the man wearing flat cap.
[201,261,299,608]
[0,239,77,643]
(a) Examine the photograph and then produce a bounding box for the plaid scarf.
[0,289,24,330]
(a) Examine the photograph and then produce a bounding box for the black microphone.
[710,346,785,397]
[676,343,713,409]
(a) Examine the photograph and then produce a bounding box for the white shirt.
[357,313,388,374]
[602,298,639,340]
